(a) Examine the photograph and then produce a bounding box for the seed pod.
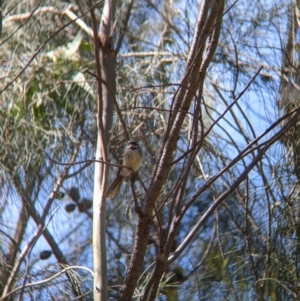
[68,187,80,202]
[78,198,92,212]
[65,203,76,212]
[55,191,65,199]
[40,250,52,260]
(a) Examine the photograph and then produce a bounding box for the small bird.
[106,140,143,199]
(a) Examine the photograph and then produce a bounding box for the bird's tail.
[106,173,125,199]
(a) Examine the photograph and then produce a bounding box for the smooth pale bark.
[92,1,116,301]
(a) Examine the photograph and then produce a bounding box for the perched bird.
[106,140,143,199]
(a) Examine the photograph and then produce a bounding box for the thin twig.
[168,109,300,264]
[85,70,131,140]
[130,177,144,217]
[0,265,94,301]
[0,1,103,93]
[46,152,133,171]
[2,206,60,300]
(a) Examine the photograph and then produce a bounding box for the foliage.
[1,0,300,300]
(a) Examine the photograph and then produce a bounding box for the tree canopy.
[1,0,300,300]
